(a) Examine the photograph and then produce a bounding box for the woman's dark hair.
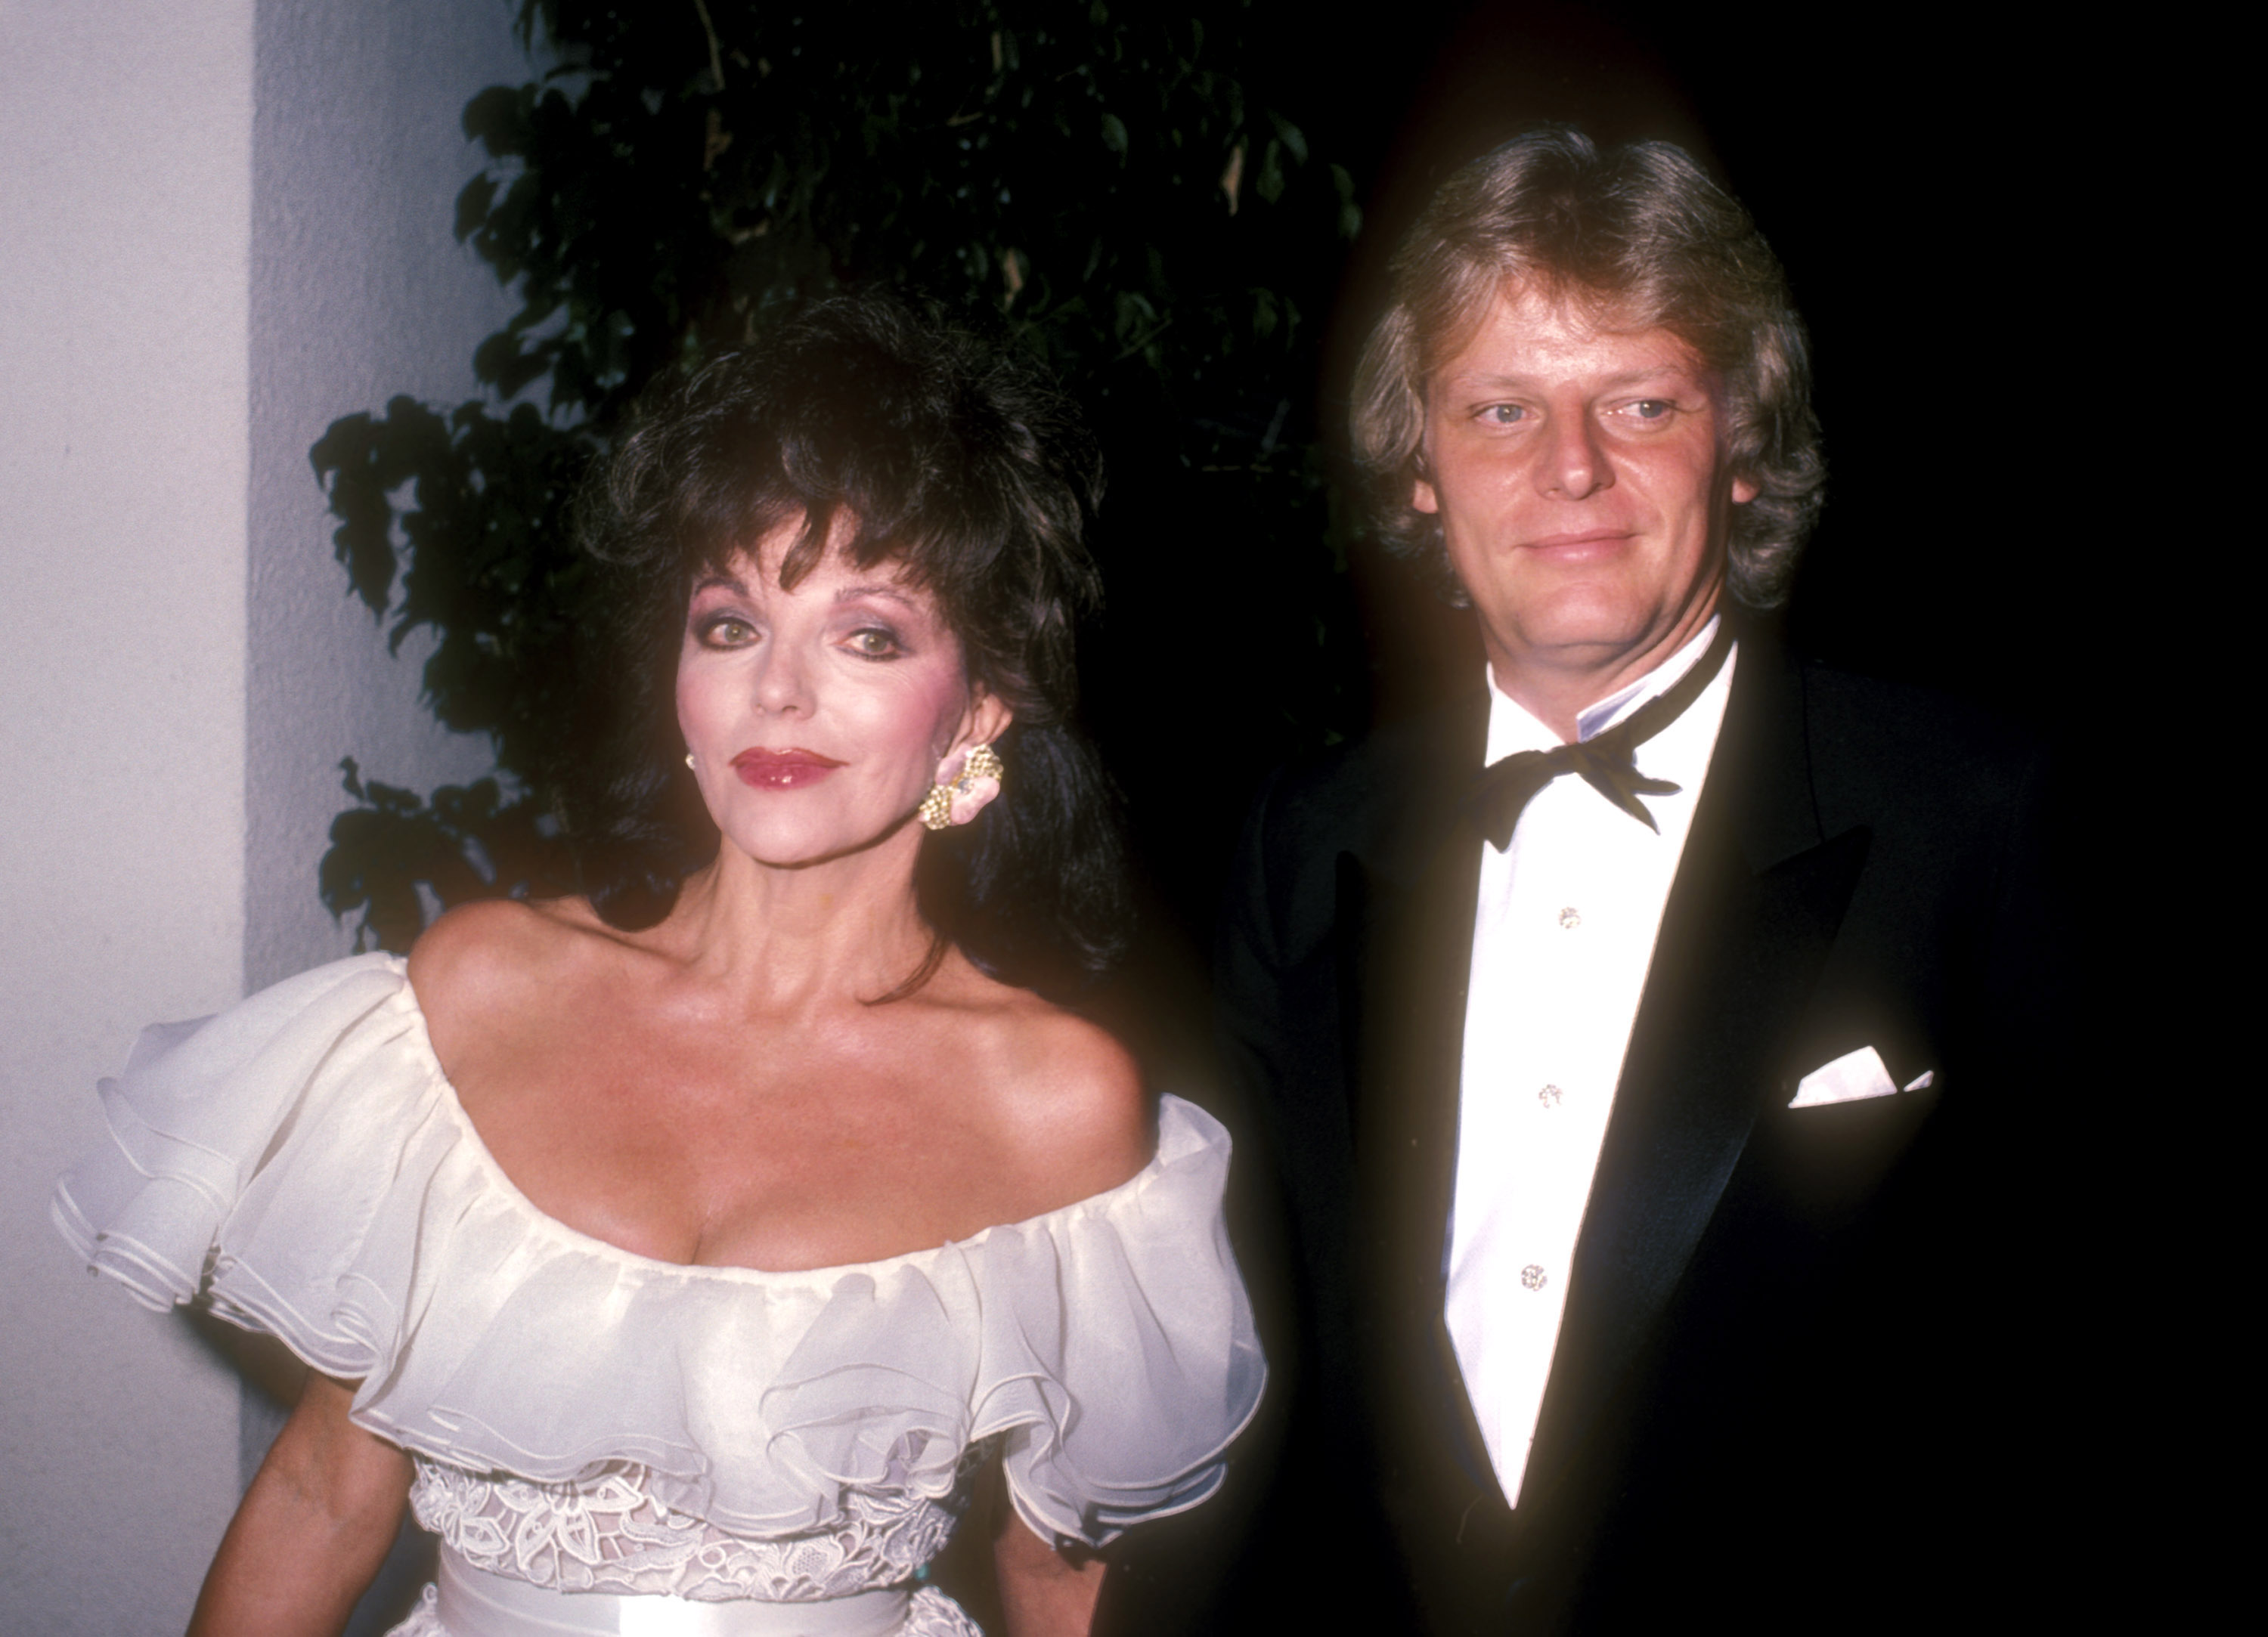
[558,290,1127,992]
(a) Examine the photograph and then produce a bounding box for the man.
[1215,129,2058,1632]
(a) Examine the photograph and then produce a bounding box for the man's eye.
[1479,404,1529,425]
[1627,399,1675,421]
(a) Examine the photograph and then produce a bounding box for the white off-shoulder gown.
[54,955,1266,1635]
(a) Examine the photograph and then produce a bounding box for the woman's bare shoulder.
[405,896,618,1023]
[940,970,1150,1207]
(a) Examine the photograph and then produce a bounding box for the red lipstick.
[730,747,845,789]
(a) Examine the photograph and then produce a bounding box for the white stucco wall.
[1,4,526,1631]
[1,8,257,1629]
[247,0,520,994]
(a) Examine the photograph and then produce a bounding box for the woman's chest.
[447,1024,1042,1271]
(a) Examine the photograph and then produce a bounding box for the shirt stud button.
[1538,1084,1562,1107]
[1558,907,1581,929]
[1520,1264,1548,1291]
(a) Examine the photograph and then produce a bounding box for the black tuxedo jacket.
[1210,630,2062,1633]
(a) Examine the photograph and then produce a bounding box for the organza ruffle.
[54,955,1264,1546]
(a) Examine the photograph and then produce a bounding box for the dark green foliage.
[311,395,594,944]
[316,0,1371,950]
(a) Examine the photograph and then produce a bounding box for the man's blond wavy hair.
[1351,128,1825,609]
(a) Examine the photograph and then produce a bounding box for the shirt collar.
[1485,614,1726,764]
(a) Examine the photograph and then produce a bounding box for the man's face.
[1415,283,1756,692]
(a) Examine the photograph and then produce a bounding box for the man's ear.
[1731,474,1760,505]
[1413,475,1440,514]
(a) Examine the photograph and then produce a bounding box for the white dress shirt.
[1445,617,1736,1506]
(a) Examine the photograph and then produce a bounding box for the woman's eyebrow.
[834,583,919,608]
[691,571,750,597]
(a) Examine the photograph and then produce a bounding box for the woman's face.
[676,516,1008,869]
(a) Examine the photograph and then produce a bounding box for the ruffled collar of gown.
[54,954,1264,1545]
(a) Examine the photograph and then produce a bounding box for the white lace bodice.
[407,1442,988,1603]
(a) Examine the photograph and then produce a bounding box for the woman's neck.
[661,832,940,1011]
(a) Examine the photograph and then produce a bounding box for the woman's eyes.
[842,627,904,660]
[692,613,906,658]
[697,614,757,646]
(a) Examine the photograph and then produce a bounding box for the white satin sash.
[435,1551,912,1636]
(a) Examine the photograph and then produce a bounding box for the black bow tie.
[1468,623,1734,852]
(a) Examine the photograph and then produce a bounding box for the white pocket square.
[1789,1045,1935,1108]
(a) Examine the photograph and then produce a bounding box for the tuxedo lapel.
[1341,697,1498,1503]
[1522,635,1871,1504]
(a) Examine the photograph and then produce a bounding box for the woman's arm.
[993,1505,1107,1637]
[185,1370,412,1637]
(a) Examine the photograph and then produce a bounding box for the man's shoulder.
[1226,695,1486,955]
[1789,658,2050,831]
[1256,694,1489,862]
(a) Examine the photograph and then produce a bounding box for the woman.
[53,294,1264,1636]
